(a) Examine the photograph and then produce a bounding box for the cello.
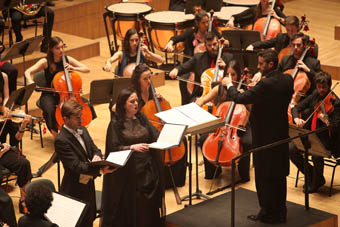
[141,80,185,205]
[285,39,315,124]
[200,38,225,114]
[53,54,92,129]
[202,76,250,167]
[253,0,281,41]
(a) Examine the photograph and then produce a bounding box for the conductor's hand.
[104,61,112,72]
[165,40,175,53]
[131,143,149,152]
[169,68,179,79]
[101,166,116,174]
[294,118,305,128]
[92,155,102,162]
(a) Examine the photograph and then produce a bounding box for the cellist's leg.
[39,93,59,135]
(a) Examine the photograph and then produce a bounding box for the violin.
[0,106,39,124]
[141,80,184,205]
[200,38,225,114]
[202,76,250,167]
[253,0,281,40]
[53,54,92,129]
[123,32,145,77]
[286,39,315,124]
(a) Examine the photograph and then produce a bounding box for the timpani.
[214,6,249,32]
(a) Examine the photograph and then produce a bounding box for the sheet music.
[155,103,217,127]
[149,124,187,149]
[45,192,87,227]
[106,150,133,166]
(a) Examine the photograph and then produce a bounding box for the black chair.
[295,155,340,196]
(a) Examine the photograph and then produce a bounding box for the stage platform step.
[2,30,100,79]
[166,188,338,227]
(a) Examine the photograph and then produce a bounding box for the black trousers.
[0,184,17,227]
[0,149,32,187]
[289,142,325,185]
[255,172,287,218]
[10,6,54,43]
[0,121,19,147]
[0,62,18,94]
[179,79,193,105]
[40,92,59,132]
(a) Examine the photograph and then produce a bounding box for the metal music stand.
[5,83,36,110]
[227,49,258,74]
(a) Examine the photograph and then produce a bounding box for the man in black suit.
[223,49,294,224]
[0,169,17,227]
[55,99,113,227]
[278,32,320,96]
[290,71,340,193]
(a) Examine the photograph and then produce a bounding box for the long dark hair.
[130,63,150,98]
[224,60,241,80]
[47,36,63,73]
[123,28,138,55]
[194,8,208,27]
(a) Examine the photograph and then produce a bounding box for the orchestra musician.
[226,0,286,29]
[196,60,251,181]
[55,99,113,227]
[18,180,57,227]
[10,1,54,52]
[289,71,340,193]
[0,170,16,227]
[104,28,163,76]
[246,15,318,58]
[101,88,165,227]
[165,9,225,105]
[169,0,186,11]
[169,32,233,102]
[278,32,320,96]
[130,63,187,188]
[223,49,294,223]
[25,36,90,138]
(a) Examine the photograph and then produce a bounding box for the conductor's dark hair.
[204,32,217,42]
[131,63,150,98]
[258,49,279,69]
[315,71,332,87]
[25,182,54,217]
[123,28,138,55]
[285,16,299,27]
[290,32,307,44]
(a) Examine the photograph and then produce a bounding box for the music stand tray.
[5,84,36,110]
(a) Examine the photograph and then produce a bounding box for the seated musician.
[25,36,90,138]
[101,88,165,227]
[0,70,33,215]
[289,71,340,193]
[165,8,225,105]
[169,32,233,103]
[195,60,251,181]
[226,0,286,28]
[104,28,163,77]
[0,169,16,227]
[10,1,54,52]
[169,0,186,11]
[278,32,320,96]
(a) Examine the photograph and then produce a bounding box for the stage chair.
[295,155,340,196]
[32,71,46,148]
[0,166,17,190]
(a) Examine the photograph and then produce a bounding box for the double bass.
[202,76,250,167]
[141,80,185,205]
[53,54,92,129]
[253,0,281,41]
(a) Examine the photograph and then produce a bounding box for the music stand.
[5,83,36,110]
[227,49,258,74]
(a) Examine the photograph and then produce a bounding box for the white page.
[157,124,186,144]
[176,102,217,124]
[106,150,132,166]
[45,192,86,227]
[149,142,174,149]
[155,108,197,126]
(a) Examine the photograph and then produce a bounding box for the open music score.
[90,150,133,168]
[149,124,187,150]
[155,103,224,134]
